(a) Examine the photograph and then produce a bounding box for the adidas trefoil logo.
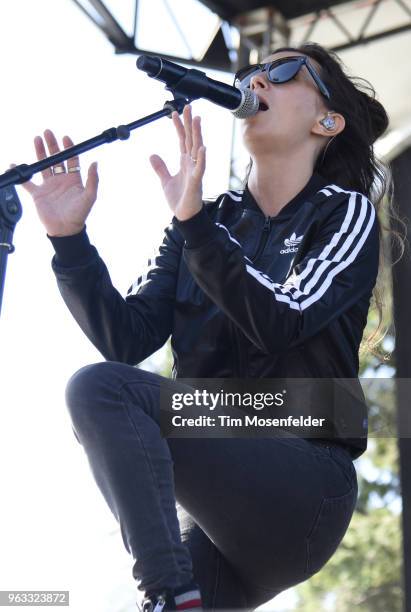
[280,232,303,254]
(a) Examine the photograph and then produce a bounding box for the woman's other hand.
[149,104,206,222]
[17,129,99,237]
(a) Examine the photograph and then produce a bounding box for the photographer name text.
[171,415,325,427]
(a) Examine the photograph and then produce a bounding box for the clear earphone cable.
[319,134,337,166]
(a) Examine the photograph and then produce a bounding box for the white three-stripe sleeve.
[126,245,162,297]
[182,192,379,353]
[120,223,182,362]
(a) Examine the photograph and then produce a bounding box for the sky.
[0,1,406,611]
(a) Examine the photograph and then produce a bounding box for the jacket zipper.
[230,320,245,377]
[230,216,273,376]
[252,216,272,263]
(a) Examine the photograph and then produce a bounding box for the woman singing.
[21,42,394,611]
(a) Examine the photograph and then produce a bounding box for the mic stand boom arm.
[0,97,190,189]
[0,94,191,318]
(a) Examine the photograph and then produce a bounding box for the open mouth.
[258,100,269,112]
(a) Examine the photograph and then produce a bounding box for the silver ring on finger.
[68,166,81,173]
[191,156,197,163]
[52,165,66,175]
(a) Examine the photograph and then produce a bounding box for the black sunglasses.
[233,56,331,100]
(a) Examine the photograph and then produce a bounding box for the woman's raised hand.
[149,104,206,222]
[18,129,99,237]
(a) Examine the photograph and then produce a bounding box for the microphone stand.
[0,95,192,318]
[0,185,22,317]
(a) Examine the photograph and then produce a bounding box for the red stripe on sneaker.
[176,599,202,610]
[175,590,201,605]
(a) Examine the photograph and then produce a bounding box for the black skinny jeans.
[65,361,359,611]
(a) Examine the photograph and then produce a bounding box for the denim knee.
[64,361,158,432]
[64,361,119,438]
[65,362,103,409]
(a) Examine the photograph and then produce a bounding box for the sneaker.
[141,591,169,612]
[139,579,203,612]
[173,579,203,611]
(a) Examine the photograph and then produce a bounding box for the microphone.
[136,55,260,119]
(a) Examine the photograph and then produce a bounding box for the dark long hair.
[242,41,405,359]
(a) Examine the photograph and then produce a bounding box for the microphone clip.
[163,96,192,119]
[162,68,209,118]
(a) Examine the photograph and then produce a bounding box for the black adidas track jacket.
[48,172,380,459]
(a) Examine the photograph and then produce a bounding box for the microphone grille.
[232,89,259,119]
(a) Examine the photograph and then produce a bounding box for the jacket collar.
[241,172,331,219]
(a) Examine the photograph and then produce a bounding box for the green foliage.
[292,316,403,609]
[294,507,402,611]
[157,338,174,378]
